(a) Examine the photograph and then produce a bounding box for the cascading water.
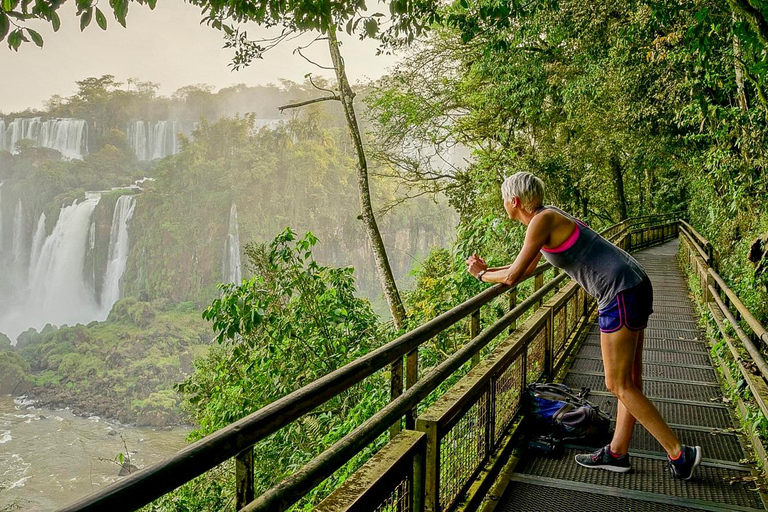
[0,117,88,159]
[0,181,4,252]
[12,199,24,266]
[26,194,102,329]
[28,212,46,276]
[222,203,242,284]
[1,195,100,340]
[127,121,190,161]
[0,190,142,341]
[100,195,136,314]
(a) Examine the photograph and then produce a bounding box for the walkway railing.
[678,222,768,461]
[59,212,679,512]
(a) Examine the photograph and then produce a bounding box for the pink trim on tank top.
[541,223,580,253]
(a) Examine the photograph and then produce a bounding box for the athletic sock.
[608,448,626,459]
[669,447,686,465]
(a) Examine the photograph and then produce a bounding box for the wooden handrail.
[58,280,511,512]
[243,274,568,512]
[708,269,768,346]
[57,213,673,512]
[680,220,711,250]
[708,285,768,378]
[681,223,768,346]
[679,226,710,263]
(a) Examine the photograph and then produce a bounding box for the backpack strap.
[552,403,576,423]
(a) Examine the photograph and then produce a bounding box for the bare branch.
[308,74,336,96]
[376,184,459,216]
[296,47,335,70]
[278,95,340,112]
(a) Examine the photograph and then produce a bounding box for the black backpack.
[526,383,611,440]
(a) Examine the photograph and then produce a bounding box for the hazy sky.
[0,0,400,114]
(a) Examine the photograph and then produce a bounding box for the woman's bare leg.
[601,326,682,457]
[609,329,643,454]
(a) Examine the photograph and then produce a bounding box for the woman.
[465,172,702,479]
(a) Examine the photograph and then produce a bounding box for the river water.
[0,395,190,511]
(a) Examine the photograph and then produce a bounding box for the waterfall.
[12,199,24,265]
[128,121,189,161]
[100,195,136,314]
[29,212,46,275]
[223,203,242,284]
[0,182,4,253]
[127,121,147,160]
[23,194,101,331]
[0,189,144,341]
[0,117,88,159]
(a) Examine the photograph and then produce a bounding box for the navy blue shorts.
[598,276,654,333]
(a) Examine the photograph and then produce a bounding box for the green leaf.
[0,14,8,41]
[95,7,106,29]
[51,11,60,31]
[7,28,21,50]
[80,8,92,31]
[26,27,42,47]
[112,0,128,27]
[1,0,17,12]
[147,0,156,8]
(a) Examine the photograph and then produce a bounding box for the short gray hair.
[501,172,545,213]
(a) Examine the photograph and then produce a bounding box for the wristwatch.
[477,270,487,282]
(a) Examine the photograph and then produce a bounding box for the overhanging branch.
[278,95,340,111]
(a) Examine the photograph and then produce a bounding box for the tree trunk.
[326,28,407,331]
[609,154,628,220]
[327,27,410,435]
[733,13,750,112]
[644,167,654,213]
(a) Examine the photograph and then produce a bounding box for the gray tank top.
[536,206,646,310]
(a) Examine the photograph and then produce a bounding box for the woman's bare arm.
[468,214,551,287]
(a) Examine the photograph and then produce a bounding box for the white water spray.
[127,121,189,160]
[100,195,136,314]
[22,194,102,332]
[0,118,88,159]
[223,203,242,284]
[28,212,46,276]
[12,199,24,266]
[0,181,4,252]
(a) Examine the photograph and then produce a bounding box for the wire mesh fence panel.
[373,478,411,512]
[526,325,548,384]
[493,353,524,445]
[553,303,567,356]
[438,391,488,511]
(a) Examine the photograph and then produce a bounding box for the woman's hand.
[465,254,488,277]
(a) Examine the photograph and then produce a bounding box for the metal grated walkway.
[495,240,768,512]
